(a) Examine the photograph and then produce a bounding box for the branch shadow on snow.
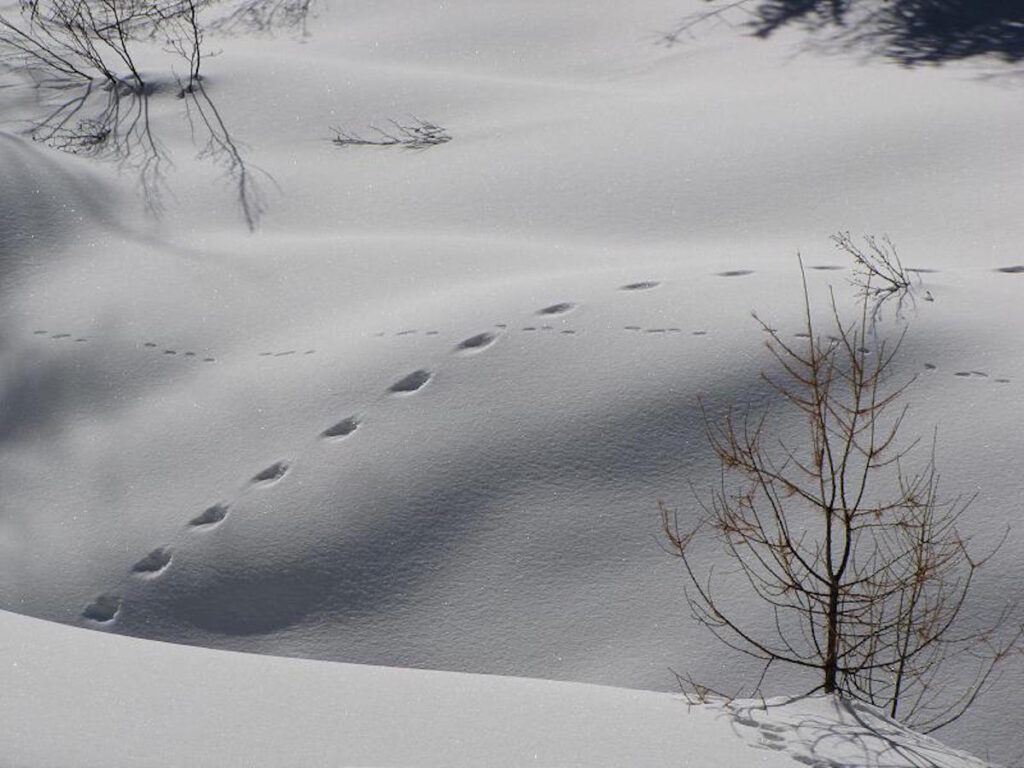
[723,695,987,768]
[664,0,1024,68]
[0,72,265,228]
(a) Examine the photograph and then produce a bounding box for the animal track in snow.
[52,333,71,339]
[924,363,937,370]
[33,329,47,335]
[620,281,660,291]
[456,332,498,353]
[251,460,290,486]
[955,371,989,379]
[536,302,575,316]
[389,369,432,394]
[321,416,360,440]
[132,547,173,577]
[717,269,753,277]
[190,503,229,528]
[82,594,121,623]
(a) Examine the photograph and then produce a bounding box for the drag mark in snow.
[620,281,660,291]
[82,594,121,623]
[389,369,432,394]
[455,332,498,353]
[536,302,576,316]
[251,460,290,486]
[321,416,360,440]
[132,547,173,577]
[190,503,229,528]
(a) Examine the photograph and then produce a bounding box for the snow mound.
[0,610,993,768]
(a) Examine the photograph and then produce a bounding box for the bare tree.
[660,263,1020,732]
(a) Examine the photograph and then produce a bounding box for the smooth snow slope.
[2,0,1024,763]
[0,609,994,768]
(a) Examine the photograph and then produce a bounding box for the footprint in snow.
[190,503,229,528]
[82,594,121,623]
[321,416,360,440]
[389,369,432,394]
[996,265,1024,274]
[717,269,753,277]
[455,332,498,353]
[536,302,575,316]
[132,547,173,577]
[808,265,843,271]
[250,460,290,486]
[619,281,660,291]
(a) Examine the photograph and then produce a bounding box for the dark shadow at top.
[668,0,1024,67]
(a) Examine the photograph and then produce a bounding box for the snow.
[2,0,1023,764]
[0,609,993,768]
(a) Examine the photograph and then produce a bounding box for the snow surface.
[0,609,994,768]
[2,0,1024,764]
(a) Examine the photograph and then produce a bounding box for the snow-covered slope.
[0,609,994,768]
[2,0,1023,764]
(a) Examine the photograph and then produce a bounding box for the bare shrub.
[660,263,1020,732]
[832,231,913,318]
[1,0,265,227]
[331,118,451,151]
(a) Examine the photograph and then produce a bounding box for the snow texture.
[2,0,1023,764]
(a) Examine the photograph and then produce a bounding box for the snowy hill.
[2,0,1023,764]
[0,609,995,768]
